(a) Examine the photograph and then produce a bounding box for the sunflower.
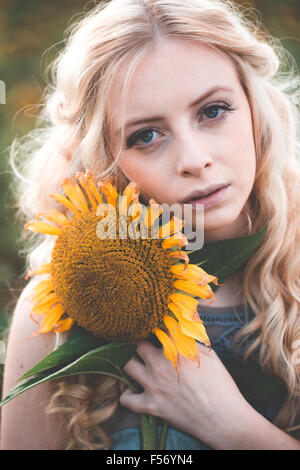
[24,170,218,374]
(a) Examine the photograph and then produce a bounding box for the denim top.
[107,303,287,450]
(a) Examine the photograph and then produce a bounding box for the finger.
[119,388,145,413]
[119,388,158,416]
[135,339,162,364]
[123,355,148,388]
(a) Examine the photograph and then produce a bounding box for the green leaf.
[20,327,104,379]
[0,342,137,407]
[187,225,268,287]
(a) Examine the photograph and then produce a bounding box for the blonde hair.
[9,0,300,448]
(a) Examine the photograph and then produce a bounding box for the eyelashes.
[198,103,235,122]
[125,103,236,149]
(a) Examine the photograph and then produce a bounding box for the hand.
[119,340,254,448]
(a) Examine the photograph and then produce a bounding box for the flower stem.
[117,369,159,450]
[141,414,158,450]
[159,421,169,450]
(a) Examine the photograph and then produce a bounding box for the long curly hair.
[9,0,300,448]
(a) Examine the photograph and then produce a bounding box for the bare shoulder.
[0,281,67,450]
[2,280,56,388]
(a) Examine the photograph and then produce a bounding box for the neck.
[204,212,250,244]
[198,272,245,309]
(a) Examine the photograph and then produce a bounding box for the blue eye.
[204,106,222,118]
[138,129,156,143]
[126,128,160,148]
[200,104,234,121]
[126,104,235,149]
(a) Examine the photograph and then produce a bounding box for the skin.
[0,281,67,450]
[107,38,256,244]
[106,38,300,449]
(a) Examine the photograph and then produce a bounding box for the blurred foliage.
[0,1,95,258]
[0,0,94,397]
[0,0,299,393]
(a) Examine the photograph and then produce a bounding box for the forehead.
[107,38,241,124]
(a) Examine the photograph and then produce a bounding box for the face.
[107,39,256,243]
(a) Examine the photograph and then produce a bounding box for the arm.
[120,341,300,450]
[216,403,300,451]
[0,282,67,450]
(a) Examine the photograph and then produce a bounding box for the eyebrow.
[118,85,234,134]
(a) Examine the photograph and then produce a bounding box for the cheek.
[238,158,256,200]
[240,137,256,191]
[118,152,144,182]
[119,154,164,198]
[120,157,144,182]
[229,113,256,187]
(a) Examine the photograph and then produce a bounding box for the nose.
[174,130,213,176]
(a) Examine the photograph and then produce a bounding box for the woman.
[1,0,299,449]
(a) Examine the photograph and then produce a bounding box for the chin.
[204,210,248,242]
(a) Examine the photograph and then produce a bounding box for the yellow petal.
[32,279,53,297]
[127,201,144,224]
[119,182,140,215]
[169,292,199,310]
[50,193,83,218]
[167,250,189,269]
[31,280,54,305]
[36,210,68,227]
[162,238,180,250]
[164,315,200,365]
[170,263,216,286]
[192,265,218,286]
[168,300,201,321]
[24,221,62,239]
[54,317,74,333]
[180,318,210,348]
[39,304,65,333]
[75,173,98,211]
[154,327,179,375]
[73,181,90,212]
[158,217,184,239]
[78,170,104,206]
[86,172,103,205]
[31,292,58,315]
[168,305,210,347]
[168,299,201,323]
[143,200,163,233]
[174,279,215,300]
[25,262,51,279]
[62,177,89,212]
[98,180,118,207]
[162,233,187,251]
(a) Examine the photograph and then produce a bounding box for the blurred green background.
[0,0,299,389]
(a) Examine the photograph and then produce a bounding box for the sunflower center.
[51,211,175,341]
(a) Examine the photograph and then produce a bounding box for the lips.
[181,184,230,203]
[192,187,219,199]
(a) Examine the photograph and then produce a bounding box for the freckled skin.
[107,38,256,244]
